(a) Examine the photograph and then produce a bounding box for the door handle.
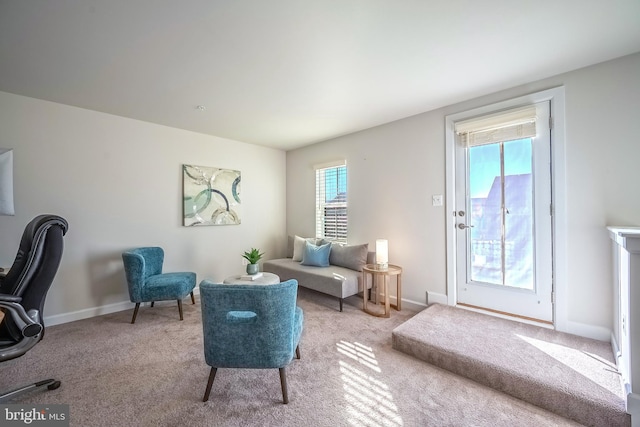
[457,223,474,230]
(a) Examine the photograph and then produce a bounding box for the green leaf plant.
[242,248,264,264]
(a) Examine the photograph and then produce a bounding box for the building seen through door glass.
[469,138,534,289]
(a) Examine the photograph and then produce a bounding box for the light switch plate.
[432,195,443,206]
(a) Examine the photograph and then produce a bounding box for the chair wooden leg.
[131,303,140,324]
[202,367,217,402]
[296,345,301,360]
[339,298,343,312]
[177,299,183,320]
[150,301,154,308]
[279,368,289,404]
[190,292,195,305]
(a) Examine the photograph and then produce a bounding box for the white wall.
[0,91,286,323]
[286,52,640,334]
[286,113,445,308]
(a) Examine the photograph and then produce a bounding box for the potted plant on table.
[242,248,264,275]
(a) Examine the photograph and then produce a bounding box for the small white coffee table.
[223,272,280,286]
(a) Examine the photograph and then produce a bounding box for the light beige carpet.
[392,303,629,427]
[1,289,584,426]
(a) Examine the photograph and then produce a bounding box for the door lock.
[457,223,474,230]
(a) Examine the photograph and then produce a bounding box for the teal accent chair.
[200,279,304,404]
[122,247,196,324]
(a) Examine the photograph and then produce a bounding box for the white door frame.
[445,86,568,330]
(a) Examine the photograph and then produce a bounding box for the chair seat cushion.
[142,272,196,301]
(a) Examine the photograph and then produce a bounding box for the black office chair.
[0,214,68,403]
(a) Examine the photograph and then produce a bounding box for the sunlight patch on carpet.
[516,334,621,386]
[337,340,380,373]
[337,341,403,427]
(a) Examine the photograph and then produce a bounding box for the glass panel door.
[469,138,534,289]
[455,101,553,322]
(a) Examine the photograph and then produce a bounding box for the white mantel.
[608,226,640,425]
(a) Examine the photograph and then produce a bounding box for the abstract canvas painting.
[183,164,241,226]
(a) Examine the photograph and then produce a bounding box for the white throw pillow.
[292,235,308,262]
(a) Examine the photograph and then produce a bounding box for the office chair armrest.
[0,293,22,304]
[0,295,42,338]
[0,295,44,363]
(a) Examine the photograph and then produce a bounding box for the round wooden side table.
[362,264,402,317]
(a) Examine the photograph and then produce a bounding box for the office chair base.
[0,378,61,403]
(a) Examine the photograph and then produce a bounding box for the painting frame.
[183,164,241,226]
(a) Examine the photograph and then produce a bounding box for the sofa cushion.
[329,243,369,272]
[301,241,332,267]
[263,258,369,299]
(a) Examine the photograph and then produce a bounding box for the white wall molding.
[369,293,428,312]
[45,288,202,327]
[397,296,427,312]
[44,300,133,327]
[426,291,448,306]
[563,320,612,342]
[627,392,640,426]
[45,287,420,327]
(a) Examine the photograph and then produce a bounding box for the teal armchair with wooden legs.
[200,279,304,404]
[121,247,196,324]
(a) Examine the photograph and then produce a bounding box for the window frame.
[315,161,348,243]
[444,87,567,330]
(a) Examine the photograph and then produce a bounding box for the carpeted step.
[392,303,630,427]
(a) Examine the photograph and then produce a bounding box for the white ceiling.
[1,1,639,151]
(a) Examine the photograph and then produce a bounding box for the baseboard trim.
[395,296,427,312]
[44,300,133,327]
[627,392,639,423]
[611,332,621,358]
[563,320,611,342]
[426,291,448,306]
[611,332,623,372]
[44,287,202,327]
[358,293,427,312]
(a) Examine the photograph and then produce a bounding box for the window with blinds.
[315,161,347,243]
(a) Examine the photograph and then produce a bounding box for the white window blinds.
[455,105,537,146]
[315,161,347,243]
